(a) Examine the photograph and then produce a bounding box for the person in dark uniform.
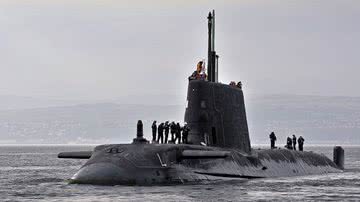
[164,121,170,144]
[174,122,182,144]
[269,132,277,149]
[286,137,293,150]
[298,136,305,151]
[157,123,164,144]
[292,134,297,151]
[182,124,190,144]
[151,121,157,143]
[170,121,176,143]
[237,81,242,89]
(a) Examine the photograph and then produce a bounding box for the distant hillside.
[0,95,88,110]
[0,94,185,110]
[246,94,360,145]
[0,103,185,144]
[0,94,359,145]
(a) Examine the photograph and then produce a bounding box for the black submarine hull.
[58,11,344,186]
[66,144,341,185]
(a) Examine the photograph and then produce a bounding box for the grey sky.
[1,0,359,102]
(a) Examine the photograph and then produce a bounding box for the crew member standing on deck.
[292,135,297,150]
[151,121,157,143]
[174,122,182,144]
[298,136,305,151]
[269,132,277,149]
[286,137,293,150]
[157,123,164,144]
[182,124,190,144]
[164,121,170,144]
[170,121,176,143]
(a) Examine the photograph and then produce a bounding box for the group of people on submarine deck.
[269,132,305,151]
[151,120,190,144]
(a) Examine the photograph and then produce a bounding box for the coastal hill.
[0,94,359,145]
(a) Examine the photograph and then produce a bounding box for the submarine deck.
[68,143,341,185]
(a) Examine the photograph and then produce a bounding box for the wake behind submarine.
[58,11,345,185]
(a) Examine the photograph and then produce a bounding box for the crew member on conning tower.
[189,61,207,81]
[237,81,242,89]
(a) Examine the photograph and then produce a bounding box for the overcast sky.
[1,0,359,102]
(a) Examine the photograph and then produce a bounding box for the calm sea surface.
[0,145,359,202]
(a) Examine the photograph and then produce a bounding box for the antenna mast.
[207,10,219,82]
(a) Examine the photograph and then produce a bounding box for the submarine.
[58,11,344,185]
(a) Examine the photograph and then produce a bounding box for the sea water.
[0,145,359,201]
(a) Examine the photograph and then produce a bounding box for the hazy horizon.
[0,94,359,145]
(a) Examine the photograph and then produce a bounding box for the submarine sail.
[185,10,251,152]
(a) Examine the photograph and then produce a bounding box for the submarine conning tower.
[184,10,251,153]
